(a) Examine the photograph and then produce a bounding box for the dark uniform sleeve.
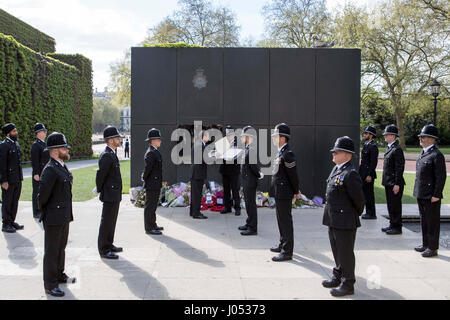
[345,170,365,215]
[284,151,300,194]
[142,151,155,181]
[31,143,40,176]
[369,144,379,175]
[96,153,113,193]
[0,143,7,183]
[38,166,57,208]
[249,162,261,178]
[433,152,447,199]
[394,148,405,185]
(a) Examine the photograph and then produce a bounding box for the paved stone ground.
[1,197,450,300]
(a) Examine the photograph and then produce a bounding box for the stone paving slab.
[0,196,449,300]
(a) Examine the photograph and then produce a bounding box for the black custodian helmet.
[383,124,399,137]
[418,124,438,139]
[225,125,235,137]
[146,128,162,141]
[34,123,47,134]
[271,123,290,139]
[364,126,376,137]
[46,132,70,150]
[330,136,355,154]
[2,123,16,135]
[103,126,122,140]
[240,125,256,138]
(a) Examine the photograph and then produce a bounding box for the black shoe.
[154,225,164,231]
[238,225,248,231]
[270,246,282,253]
[422,249,438,258]
[33,213,41,219]
[361,214,377,220]
[322,278,341,288]
[193,214,208,219]
[58,273,76,284]
[11,222,24,230]
[414,245,426,253]
[240,229,257,236]
[101,251,119,259]
[386,228,402,235]
[330,285,354,297]
[235,209,241,216]
[2,225,16,233]
[381,226,391,232]
[272,253,292,262]
[45,287,65,297]
[146,229,163,235]
[220,208,231,214]
[111,246,123,253]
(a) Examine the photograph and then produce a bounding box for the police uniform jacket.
[142,145,163,190]
[323,162,365,230]
[382,141,405,187]
[0,138,23,184]
[271,144,299,200]
[190,141,207,180]
[38,158,74,225]
[241,144,261,189]
[413,145,447,199]
[96,146,122,202]
[359,140,378,180]
[31,138,50,177]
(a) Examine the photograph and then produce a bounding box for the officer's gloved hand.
[92,187,99,195]
[259,172,264,180]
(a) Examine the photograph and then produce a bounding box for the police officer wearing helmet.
[270,123,301,262]
[322,136,365,297]
[96,126,124,260]
[359,126,379,220]
[413,124,447,258]
[381,124,405,235]
[142,128,165,233]
[0,123,24,233]
[38,132,75,297]
[238,126,263,236]
[219,125,241,216]
[31,123,50,219]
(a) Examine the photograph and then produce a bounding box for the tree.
[143,0,240,47]
[415,0,449,21]
[93,98,121,133]
[262,0,332,48]
[108,50,131,107]
[334,0,449,149]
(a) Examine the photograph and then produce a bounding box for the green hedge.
[143,42,204,48]
[0,32,93,161]
[0,8,55,53]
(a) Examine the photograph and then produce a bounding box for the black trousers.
[275,198,294,255]
[190,179,204,217]
[32,179,40,217]
[98,201,120,255]
[243,185,257,231]
[222,173,241,210]
[124,148,129,158]
[385,185,404,229]
[417,198,441,250]
[1,182,22,225]
[329,227,356,288]
[362,180,376,216]
[144,189,160,231]
[43,223,69,290]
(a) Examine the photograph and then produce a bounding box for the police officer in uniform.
[413,124,447,258]
[31,123,50,219]
[124,138,130,158]
[238,126,263,236]
[190,130,210,220]
[96,126,124,259]
[381,124,405,235]
[219,126,241,216]
[0,123,24,233]
[38,132,75,297]
[270,123,301,262]
[322,136,365,297]
[142,128,165,234]
[360,126,379,220]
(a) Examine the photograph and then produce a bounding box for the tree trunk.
[395,109,406,150]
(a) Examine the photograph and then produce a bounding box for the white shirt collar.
[278,143,287,152]
[37,138,45,143]
[52,157,64,167]
[5,137,13,143]
[387,141,395,148]
[423,144,434,153]
[336,161,350,170]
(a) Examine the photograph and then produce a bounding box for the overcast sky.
[0,0,376,92]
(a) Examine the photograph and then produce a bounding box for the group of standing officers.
[0,120,447,298]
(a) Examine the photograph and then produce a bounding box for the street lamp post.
[430,79,441,126]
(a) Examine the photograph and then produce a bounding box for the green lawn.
[374,172,450,204]
[20,160,130,202]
